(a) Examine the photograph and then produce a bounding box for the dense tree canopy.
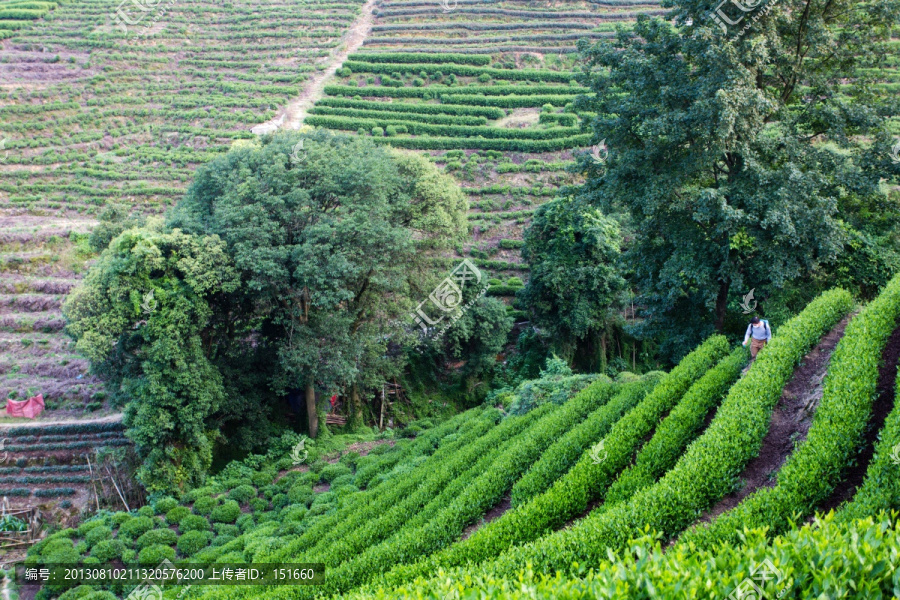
[65,131,473,490]
[519,196,625,366]
[576,0,900,358]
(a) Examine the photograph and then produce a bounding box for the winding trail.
[251,0,379,134]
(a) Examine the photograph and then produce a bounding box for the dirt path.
[0,413,122,429]
[691,314,854,525]
[250,0,379,134]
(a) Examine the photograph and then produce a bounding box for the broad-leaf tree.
[518,195,625,366]
[576,0,900,358]
[169,130,469,437]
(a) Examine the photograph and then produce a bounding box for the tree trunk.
[715,279,730,332]
[379,386,386,431]
[599,331,608,373]
[351,385,364,426]
[306,383,318,439]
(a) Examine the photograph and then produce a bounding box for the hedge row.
[347,513,900,600]
[539,112,578,127]
[284,405,555,564]
[306,115,579,140]
[278,381,619,598]
[309,106,489,126]
[378,335,729,587]
[440,94,581,108]
[366,33,614,46]
[260,409,503,562]
[6,439,131,451]
[479,288,854,580]
[346,52,491,65]
[371,133,592,152]
[0,487,78,497]
[838,369,900,520]
[2,421,124,437]
[604,347,746,507]
[316,96,505,118]
[509,373,663,507]
[342,61,576,83]
[682,275,900,549]
[326,83,582,98]
[371,22,597,32]
[375,7,600,18]
[0,475,91,484]
[354,407,481,488]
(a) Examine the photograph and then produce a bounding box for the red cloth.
[330,394,338,407]
[6,395,44,419]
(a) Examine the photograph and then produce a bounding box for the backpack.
[759,319,770,337]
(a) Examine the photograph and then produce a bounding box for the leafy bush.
[211,500,241,523]
[137,544,175,564]
[135,528,177,550]
[371,126,384,136]
[90,540,124,562]
[165,506,190,525]
[179,514,210,533]
[83,526,112,549]
[177,530,211,556]
[228,484,257,505]
[118,516,154,539]
[152,497,178,514]
[192,495,218,515]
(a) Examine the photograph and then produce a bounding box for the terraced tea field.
[0,0,370,408]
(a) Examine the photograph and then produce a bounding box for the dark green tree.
[63,228,240,492]
[169,130,469,437]
[518,196,625,367]
[576,0,900,357]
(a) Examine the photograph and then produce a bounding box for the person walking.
[742,316,771,360]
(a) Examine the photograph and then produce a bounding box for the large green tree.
[168,130,469,437]
[66,132,470,490]
[518,195,625,367]
[63,228,240,492]
[576,0,900,357]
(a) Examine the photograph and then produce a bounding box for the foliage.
[520,195,625,363]
[576,0,900,358]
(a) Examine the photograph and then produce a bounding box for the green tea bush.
[152,497,178,514]
[165,506,190,525]
[288,484,314,506]
[118,516,154,539]
[228,484,257,504]
[83,526,112,549]
[179,514,210,533]
[137,544,175,564]
[90,540,124,562]
[135,528,177,550]
[177,530,211,556]
[192,495,219,515]
[211,500,241,523]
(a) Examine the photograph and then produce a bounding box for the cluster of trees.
[64,131,511,492]
[519,0,900,362]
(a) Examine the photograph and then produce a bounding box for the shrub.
[138,543,175,564]
[228,484,257,505]
[319,464,352,483]
[152,497,178,514]
[385,125,398,136]
[118,516,154,539]
[177,530,211,556]
[90,540,124,562]
[110,512,131,526]
[287,484,314,506]
[136,506,154,517]
[371,126,384,137]
[249,497,268,512]
[211,500,241,523]
[83,526,112,549]
[192,495,218,515]
[165,506,190,525]
[135,528,177,550]
[179,514,210,533]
